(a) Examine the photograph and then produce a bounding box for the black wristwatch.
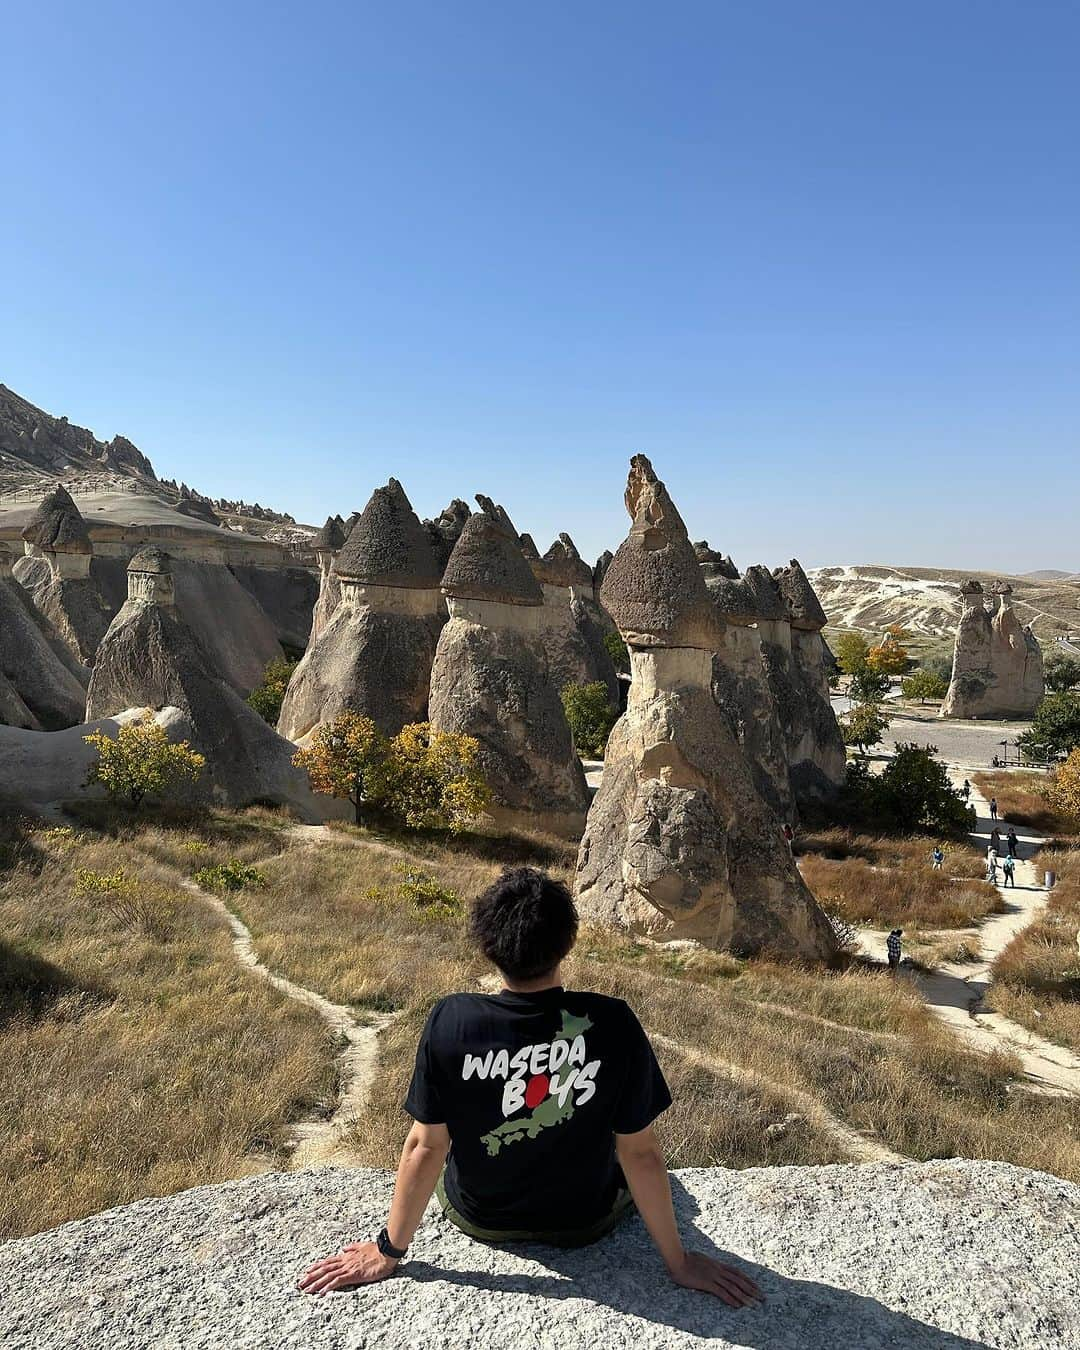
[376,1226,408,1260]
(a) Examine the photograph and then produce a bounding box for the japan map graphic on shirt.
[457,1010,600,1157]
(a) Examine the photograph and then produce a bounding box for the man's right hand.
[298,1241,398,1294]
[667,1251,762,1307]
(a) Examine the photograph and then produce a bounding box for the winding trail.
[180,874,398,1168]
[858,776,1080,1096]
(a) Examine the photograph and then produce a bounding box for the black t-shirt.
[404,986,671,1231]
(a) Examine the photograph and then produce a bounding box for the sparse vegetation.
[83,715,206,809]
[1019,691,1080,761]
[845,744,976,835]
[193,859,267,892]
[799,852,1002,929]
[246,656,299,724]
[840,702,891,756]
[974,770,1076,835]
[0,807,335,1239]
[901,668,948,703]
[293,714,490,831]
[602,629,629,674]
[990,843,1080,1053]
[561,680,619,758]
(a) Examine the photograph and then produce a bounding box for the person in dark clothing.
[990,827,1002,855]
[990,797,998,821]
[1003,855,1016,887]
[887,929,903,970]
[1007,828,1020,858]
[299,868,762,1308]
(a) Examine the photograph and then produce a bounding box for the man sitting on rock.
[299,867,762,1308]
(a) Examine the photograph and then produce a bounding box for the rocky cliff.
[0,1160,1074,1349]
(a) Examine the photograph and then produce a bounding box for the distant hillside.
[0,384,309,539]
[1021,569,1079,582]
[810,563,1080,642]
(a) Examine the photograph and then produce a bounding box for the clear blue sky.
[3,2,1078,573]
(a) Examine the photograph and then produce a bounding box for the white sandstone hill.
[1,1161,1076,1349]
[809,563,1080,641]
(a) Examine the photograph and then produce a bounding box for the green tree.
[292,712,388,824]
[602,630,630,675]
[901,668,948,703]
[833,632,870,676]
[381,722,491,833]
[1018,692,1080,761]
[845,742,975,835]
[83,714,206,809]
[561,681,619,758]
[246,656,299,724]
[849,666,891,704]
[1045,653,1080,693]
[840,702,891,756]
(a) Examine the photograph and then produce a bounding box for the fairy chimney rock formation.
[428,503,589,838]
[941,579,1044,719]
[576,457,835,958]
[20,485,92,577]
[529,533,619,701]
[86,551,323,815]
[0,540,88,731]
[278,481,444,742]
[17,485,112,663]
[309,515,347,640]
[423,499,472,575]
[773,559,847,803]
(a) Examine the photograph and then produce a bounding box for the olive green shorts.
[435,1173,635,1249]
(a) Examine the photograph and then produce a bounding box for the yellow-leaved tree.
[292,712,388,824]
[383,721,491,833]
[867,624,910,676]
[1046,748,1080,826]
[83,713,206,808]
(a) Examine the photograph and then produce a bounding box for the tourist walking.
[1007,827,1019,858]
[887,929,903,970]
[987,849,999,884]
[299,867,762,1307]
[1003,854,1016,888]
[931,846,944,870]
[990,827,1002,854]
[962,780,972,801]
[781,823,794,852]
[990,796,999,821]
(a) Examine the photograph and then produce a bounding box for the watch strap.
[376,1225,408,1260]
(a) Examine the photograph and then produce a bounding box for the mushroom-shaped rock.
[441,509,543,606]
[593,549,613,592]
[278,481,444,742]
[21,485,92,556]
[774,560,828,631]
[599,456,720,650]
[423,500,472,574]
[312,516,346,553]
[335,479,440,588]
[0,540,88,730]
[576,458,835,958]
[429,506,588,837]
[534,534,595,590]
[526,533,619,700]
[942,578,1044,719]
[86,571,328,816]
[694,540,741,583]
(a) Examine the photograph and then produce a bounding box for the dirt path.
[859,776,1080,1096]
[180,876,397,1168]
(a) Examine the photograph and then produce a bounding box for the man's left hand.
[298,1241,398,1294]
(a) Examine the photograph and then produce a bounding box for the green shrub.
[843,744,975,836]
[901,668,948,702]
[392,866,462,921]
[561,681,619,758]
[246,657,299,724]
[602,630,630,674]
[193,859,266,892]
[1019,692,1080,760]
[72,867,177,939]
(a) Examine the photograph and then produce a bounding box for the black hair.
[468,867,579,981]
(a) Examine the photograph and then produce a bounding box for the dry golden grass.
[799,853,1003,929]
[0,808,336,1240]
[974,771,1074,834]
[9,801,1080,1242]
[990,843,1080,1052]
